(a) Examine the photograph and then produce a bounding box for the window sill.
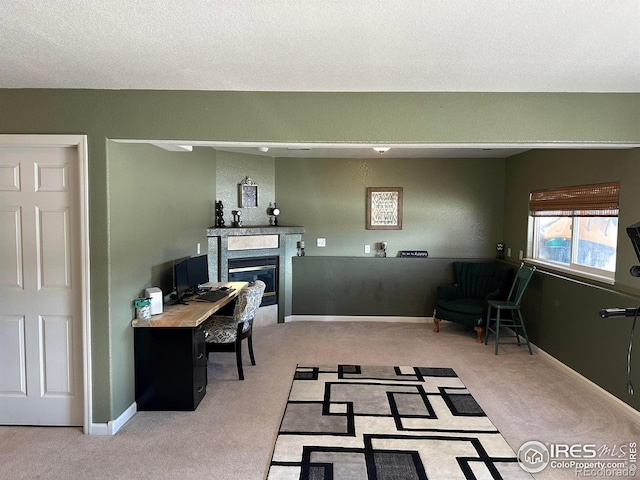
[524,258,615,286]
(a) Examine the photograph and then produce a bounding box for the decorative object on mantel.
[232,210,242,227]
[215,200,226,227]
[296,241,305,256]
[496,242,505,259]
[400,250,429,258]
[238,176,258,208]
[377,241,388,257]
[267,202,280,226]
[365,187,403,230]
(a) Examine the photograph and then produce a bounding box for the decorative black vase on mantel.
[215,200,225,227]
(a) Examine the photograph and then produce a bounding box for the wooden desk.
[131,282,247,328]
[133,282,247,411]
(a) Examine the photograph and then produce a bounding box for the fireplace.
[207,225,304,323]
[228,256,278,306]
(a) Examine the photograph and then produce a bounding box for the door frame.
[0,134,91,434]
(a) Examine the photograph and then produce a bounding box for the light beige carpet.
[0,320,638,479]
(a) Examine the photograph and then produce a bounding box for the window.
[528,182,619,282]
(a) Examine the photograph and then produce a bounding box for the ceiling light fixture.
[258,147,269,153]
[373,147,390,155]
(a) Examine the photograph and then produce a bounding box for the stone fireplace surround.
[206,225,304,324]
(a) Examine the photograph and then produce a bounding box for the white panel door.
[0,143,84,426]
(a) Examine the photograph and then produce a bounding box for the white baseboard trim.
[285,315,430,323]
[89,402,137,436]
[533,344,640,422]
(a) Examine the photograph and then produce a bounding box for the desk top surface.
[131,282,248,328]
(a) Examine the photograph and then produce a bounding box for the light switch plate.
[317,238,326,247]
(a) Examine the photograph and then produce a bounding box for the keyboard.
[196,288,234,303]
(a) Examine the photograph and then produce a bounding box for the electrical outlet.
[197,243,201,255]
[519,250,524,260]
[507,247,511,257]
[317,238,326,247]
[364,244,371,254]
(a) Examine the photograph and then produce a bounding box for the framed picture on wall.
[238,176,258,208]
[366,187,403,230]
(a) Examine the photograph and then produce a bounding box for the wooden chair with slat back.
[484,263,536,355]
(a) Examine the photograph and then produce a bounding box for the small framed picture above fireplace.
[238,176,258,208]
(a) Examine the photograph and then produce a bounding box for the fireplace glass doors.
[228,256,277,306]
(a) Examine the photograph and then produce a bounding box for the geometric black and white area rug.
[267,365,532,480]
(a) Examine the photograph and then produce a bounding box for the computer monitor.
[173,258,190,304]
[187,254,209,292]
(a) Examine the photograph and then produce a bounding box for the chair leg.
[511,311,522,346]
[484,306,492,345]
[247,332,256,366]
[235,338,244,380]
[516,310,533,355]
[494,309,501,355]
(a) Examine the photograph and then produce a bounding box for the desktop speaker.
[145,287,163,315]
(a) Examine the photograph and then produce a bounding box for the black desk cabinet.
[134,325,207,411]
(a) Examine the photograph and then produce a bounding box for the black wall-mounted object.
[627,222,640,276]
[400,250,429,258]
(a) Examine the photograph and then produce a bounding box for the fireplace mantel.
[206,225,305,237]
[207,225,304,323]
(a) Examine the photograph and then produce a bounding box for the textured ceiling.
[1,0,639,92]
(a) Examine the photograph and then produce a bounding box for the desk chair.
[203,280,266,380]
[484,263,536,355]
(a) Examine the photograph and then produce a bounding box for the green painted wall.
[2,91,639,144]
[503,149,640,291]
[519,270,640,412]
[503,148,640,411]
[1,89,640,423]
[292,257,488,317]
[280,154,506,321]
[215,150,275,226]
[107,142,216,418]
[276,156,505,257]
